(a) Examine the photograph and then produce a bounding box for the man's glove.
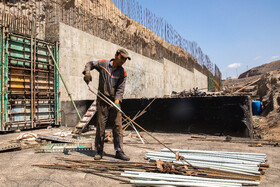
[114,103,120,110]
[114,100,120,111]
[83,71,92,84]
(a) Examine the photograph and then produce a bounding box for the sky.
[138,0,280,79]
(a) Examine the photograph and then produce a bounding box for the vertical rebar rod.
[46,45,81,120]
[1,27,5,131]
[31,22,34,128]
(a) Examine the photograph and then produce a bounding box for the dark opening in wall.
[121,96,253,137]
[61,96,252,137]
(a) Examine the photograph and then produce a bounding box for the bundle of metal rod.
[35,156,262,184]
[34,162,130,183]
[86,85,146,144]
[122,171,260,187]
[122,97,156,131]
[34,157,157,180]
[145,149,267,176]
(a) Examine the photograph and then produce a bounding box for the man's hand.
[114,100,120,110]
[83,71,92,84]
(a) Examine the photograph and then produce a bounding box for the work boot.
[94,151,103,160]
[115,151,130,161]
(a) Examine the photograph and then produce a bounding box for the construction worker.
[83,49,131,161]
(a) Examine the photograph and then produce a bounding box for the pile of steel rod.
[145,148,267,176]
[33,148,268,186]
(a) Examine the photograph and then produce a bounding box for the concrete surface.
[58,22,207,127]
[0,127,279,187]
[58,22,207,102]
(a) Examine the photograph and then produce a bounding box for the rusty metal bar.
[31,25,34,128]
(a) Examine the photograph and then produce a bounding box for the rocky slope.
[223,60,280,140]
[239,60,280,79]
[253,71,280,140]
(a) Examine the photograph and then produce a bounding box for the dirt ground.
[0,127,279,187]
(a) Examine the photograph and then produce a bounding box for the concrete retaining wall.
[58,23,207,126]
[59,23,207,100]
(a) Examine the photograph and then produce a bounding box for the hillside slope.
[223,60,280,141]
[239,60,280,79]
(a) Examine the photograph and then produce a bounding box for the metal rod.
[87,84,145,144]
[87,84,192,167]
[46,45,81,119]
[123,170,260,185]
[161,148,267,157]
[31,20,34,128]
[129,179,242,187]
[123,97,156,131]
[130,123,145,144]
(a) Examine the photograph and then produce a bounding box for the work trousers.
[95,98,123,152]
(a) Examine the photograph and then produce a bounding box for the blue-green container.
[252,101,262,115]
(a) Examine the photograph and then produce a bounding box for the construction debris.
[189,135,280,147]
[104,132,113,142]
[35,143,92,153]
[34,147,267,186]
[53,131,72,137]
[37,134,80,144]
[17,133,38,141]
[0,143,21,152]
[146,148,267,176]
[171,87,207,98]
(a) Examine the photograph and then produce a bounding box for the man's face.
[115,53,127,67]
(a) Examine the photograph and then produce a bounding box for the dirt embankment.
[223,60,280,141]
[253,71,280,140]
[72,0,204,73]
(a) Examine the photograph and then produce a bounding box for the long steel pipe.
[124,175,242,187]
[146,151,263,165]
[123,170,260,185]
[161,149,266,163]
[129,179,242,187]
[162,148,266,157]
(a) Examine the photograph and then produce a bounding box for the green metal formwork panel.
[4,34,8,127]
[1,30,60,131]
[0,28,3,130]
[0,28,8,131]
[36,42,49,70]
[9,37,31,60]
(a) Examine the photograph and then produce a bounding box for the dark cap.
[117,48,131,60]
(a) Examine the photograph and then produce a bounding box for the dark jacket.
[83,59,127,102]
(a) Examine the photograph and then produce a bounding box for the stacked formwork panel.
[0,27,60,131]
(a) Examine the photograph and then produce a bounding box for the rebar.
[145,149,267,176]
[47,45,81,119]
[87,84,193,167]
